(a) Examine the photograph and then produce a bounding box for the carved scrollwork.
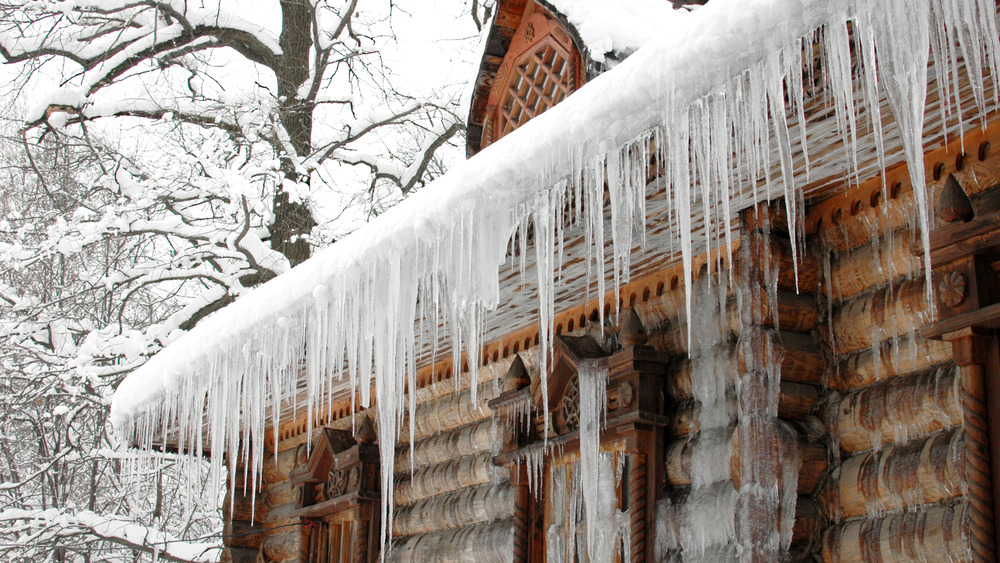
[938,271,968,307]
[618,381,635,409]
[324,469,348,500]
[560,374,580,432]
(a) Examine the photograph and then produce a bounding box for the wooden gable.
[466,0,586,157]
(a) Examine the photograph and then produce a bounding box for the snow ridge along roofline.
[109,0,825,427]
[110,0,1000,552]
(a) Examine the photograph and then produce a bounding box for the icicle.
[534,190,556,440]
[862,0,935,298]
[669,106,695,348]
[776,421,802,551]
[578,360,608,560]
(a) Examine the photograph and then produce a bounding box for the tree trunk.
[272,0,319,267]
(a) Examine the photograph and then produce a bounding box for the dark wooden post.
[490,319,668,562]
[921,175,999,563]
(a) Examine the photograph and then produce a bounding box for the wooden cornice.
[269,244,733,452]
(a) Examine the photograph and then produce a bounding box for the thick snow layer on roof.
[111,0,844,429]
[548,0,688,62]
[110,0,1000,553]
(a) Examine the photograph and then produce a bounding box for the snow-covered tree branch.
[0,508,222,562]
[0,0,475,559]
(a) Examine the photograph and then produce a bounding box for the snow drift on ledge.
[110,0,1000,556]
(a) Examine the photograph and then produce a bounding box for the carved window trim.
[490,314,668,562]
[290,422,380,563]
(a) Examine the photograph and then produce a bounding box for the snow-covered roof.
[110,0,1000,544]
[546,0,685,64]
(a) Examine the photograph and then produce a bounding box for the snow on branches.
[0,1,471,560]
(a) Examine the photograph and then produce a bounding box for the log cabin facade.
[111,0,1000,562]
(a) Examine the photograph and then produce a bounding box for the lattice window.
[498,41,575,138]
[482,10,582,149]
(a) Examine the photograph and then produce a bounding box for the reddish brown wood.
[919,171,1000,563]
[287,424,380,562]
[480,8,582,150]
[489,318,669,561]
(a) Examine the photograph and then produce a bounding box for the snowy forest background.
[0,1,489,560]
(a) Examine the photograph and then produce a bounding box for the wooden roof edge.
[804,117,1000,243]
[268,242,736,452]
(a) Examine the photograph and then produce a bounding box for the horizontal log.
[414,353,526,404]
[262,446,300,484]
[659,483,828,556]
[744,290,822,334]
[778,381,820,420]
[400,381,505,443]
[779,332,828,385]
[791,497,826,549]
[389,519,516,562]
[279,357,523,452]
[666,344,738,401]
[225,478,265,524]
[738,228,820,294]
[395,419,498,474]
[261,528,300,562]
[730,423,829,496]
[822,502,969,562]
[665,430,734,488]
[827,229,922,302]
[262,481,296,510]
[822,428,965,520]
[667,332,825,400]
[832,333,953,391]
[393,483,515,537]
[827,278,934,356]
[664,396,737,438]
[223,518,264,551]
[220,546,258,563]
[835,365,962,453]
[262,502,300,530]
[648,294,819,356]
[394,451,502,506]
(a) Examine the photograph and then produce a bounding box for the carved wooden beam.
[920,174,999,563]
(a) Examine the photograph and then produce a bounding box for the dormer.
[466,1,588,156]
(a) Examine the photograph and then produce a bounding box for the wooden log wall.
[805,138,1000,561]
[222,466,265,563]
[258,446,306,563]
[655,204,830,561]
[389,358,520,561]
[822,502,969,562]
